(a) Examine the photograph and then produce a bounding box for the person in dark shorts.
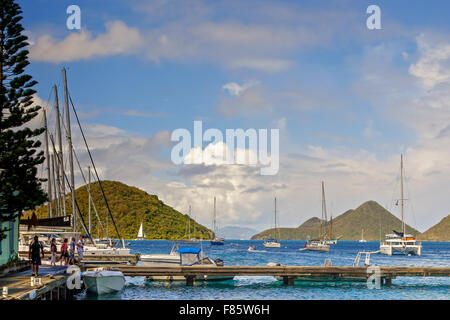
[29,235,44,276]
[69,237,76,265]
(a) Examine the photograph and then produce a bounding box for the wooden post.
[283,276,295,286]
[186,276,195,286]
[384,277,392,286]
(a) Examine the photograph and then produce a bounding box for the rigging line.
[54,102,106,240]
[71,143,107,237]
[67,92,123,244]
[403,164,419,232]
[49,134,94,244]
[54,101,108,239]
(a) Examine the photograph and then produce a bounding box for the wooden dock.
[0,269,74,300]
[103,265,450,286]
[19,253,140,265]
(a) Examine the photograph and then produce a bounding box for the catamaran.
[301,182,330,252]
[210,197,225,245]
[135,222,145,240]
[379,155,422,256]
[263,197,281,248]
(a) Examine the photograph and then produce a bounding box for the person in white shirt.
[76,236,84,263]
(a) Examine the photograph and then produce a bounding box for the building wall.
[0,217,19,266]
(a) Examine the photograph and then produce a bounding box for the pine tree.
[0,0,46,240]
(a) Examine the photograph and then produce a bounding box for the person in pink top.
[60,238,69,266]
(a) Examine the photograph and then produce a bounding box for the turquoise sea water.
[79,240,450,300]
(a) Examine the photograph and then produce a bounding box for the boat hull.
[263,242,281,248]
[301,243,330,252]
[83,271,125,295]
[140,254,180,266]
[380,244,422,256]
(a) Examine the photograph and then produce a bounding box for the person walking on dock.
[29,236,44,276]
[50,238,57,266]
[60,238,69,265]
[69,237,76,265]
[77,236,84,264]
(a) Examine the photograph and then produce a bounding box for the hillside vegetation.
[24,180,212,240]
[418,215,450,241]
[252,201,420,241]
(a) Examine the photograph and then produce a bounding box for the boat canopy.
[177,248,201,254]
[265,238,277,242]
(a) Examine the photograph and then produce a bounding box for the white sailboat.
[210,197,225,245]
[183,205,199,243]
[135,222,145,240]
[380,155,422,256]
[359,229,367,243]
[263,197,281,248]
[302,182,330,252]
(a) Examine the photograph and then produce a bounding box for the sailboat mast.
[321,181,328,239]
[63,68,76,231]
[274,197,277,239]
[400,154,405,236]
[54,85,65,217]
[330,213,333,239]
[43,110,52,218]
[188,205,191,240]
[51,151,59,217]
[213,197,216,234]
[88,166,91,235]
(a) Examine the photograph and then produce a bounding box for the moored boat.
[145,247,233,282]
[83,269,125,295]
[210,197,225,245]
[301,239,330,252]
[379,155,422,256]
[263,197,281,248]
[301,182,331,252]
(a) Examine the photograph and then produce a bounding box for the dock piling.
[186,276,195,286]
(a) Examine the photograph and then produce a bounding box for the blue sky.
[20,0,450,232]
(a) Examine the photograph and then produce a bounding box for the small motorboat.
[83,268,125,295]
[248,245,257,252]
[141,242,180,266]
[145,248,233,282]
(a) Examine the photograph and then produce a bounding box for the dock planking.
[98,265,450,286]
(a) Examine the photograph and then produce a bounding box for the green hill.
[251,201,420,240]
[418,215,450,241]
[25,180,212,240]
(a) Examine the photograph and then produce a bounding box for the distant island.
[25,180,212,240]
[252,201,449,241]
[418,215,450,241]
